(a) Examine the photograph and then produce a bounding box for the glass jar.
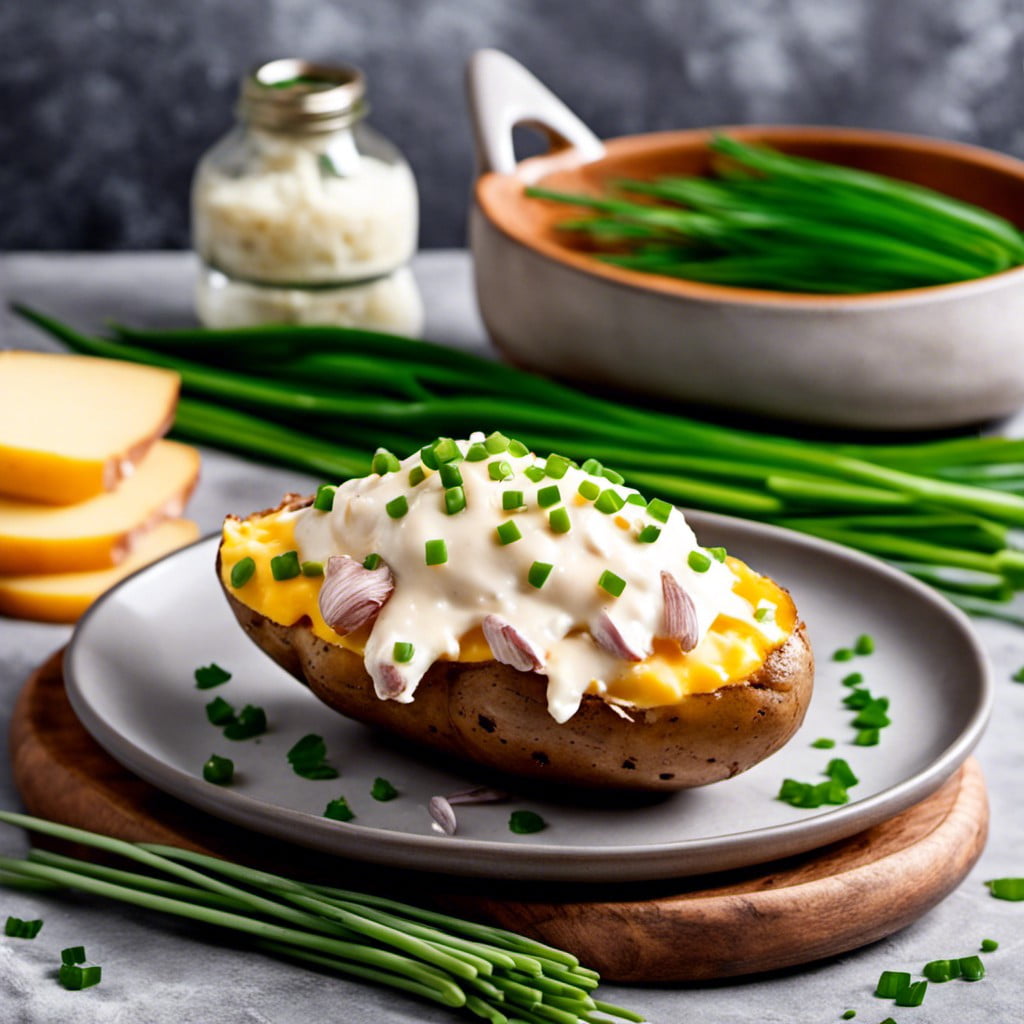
[192,58,422,333]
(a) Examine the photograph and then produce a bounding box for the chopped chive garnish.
[484,432,510,454]
[852,701,891,729]
[229,557,256,589]
[194,663,232,689]
[419,443,439,470]
[637,524,661,544]
[581,458,602,476]
[625,493,646,506]
[393,641,415,663]
[502,489,525,510]
[408,464,426,487]
[508,439,529,457]
[433,437,461,464]
[958,955,985,981]
[4,916,43,939]
[223,704,267,740]
[313,483,338,511]
[923,958,960,983]
[528,561,554,589]
[496,521,523,545]
[841,1012,856,1020]
[647,498,672,522]
[842,688,873,709]
[688,550,712,573]
[980,938,999,952]
[203,754,234,784]
[324,797,355,822]
[524,465,546,482]
[598,570,626,598]
[371,777,398,801]
[205,697,236,726]
[508,810,546,834]
[811,738,835,749]
[425,539,448,565]
[826,759,858,787]
[548,507,572,534]
[854,633,875,655]
[465,442,489,462]
[1012,666,1024,682]
[577,480,600,501]
[595,489,625,514]
[842,672,864,687]
[301,560,324,577]
[600,466,625,485]
[371,448,401,475]
[875,971,911,998]
[537,484,561,508]
[895,980,928,1006]
[61,946,87,966]
[271,550,301,581]
[362,553,381,570]
[444,486,467,515]
[854,728,880,746]
[986,877,1024,900]
[709,546,728,562]
[488,460,513,481]
[754,605,774,622]
[385,495,409,519]
[287,734,338,780]
[833,647,855,662]
[439,463,463,488]
[544,453,570,479]
[59,962,102,990]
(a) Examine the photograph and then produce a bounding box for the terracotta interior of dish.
[476,127,1024,295]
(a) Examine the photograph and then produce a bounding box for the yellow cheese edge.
[0,518,200,623]
[219,509,797,707]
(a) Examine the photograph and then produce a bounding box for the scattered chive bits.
[371,777,399,801]
[484,432,510,454]
[594,489,625,515]
[601,467,625,485]
[508,439,529,457]
[528,561,554,589]
[287,734,339,780]
[840,1011,856,1020]
[362,553,382,570]
[524,465,546,483]
[502,489,525,510]
[832,647,855,662]
[637,524,661,544]
[371,448,401,475]
[4,916,42,939]
[495,521,522,545]
[508,810,546,834]
[61,945,87,965]
[709,546,727,562]
[598,570,626,598]
[301,560,324,577]
[754,605,774,622]
[1012,666,1024,682]
[544,453,571,479]
[980,938,999,952]
[894,980,928,1006]
[626,493,646,506]
[59,960,102,991]
[444,486,466,515]
[985,877,1024,900]
[194,663,231,689]
[270,550,301,581]
[425,539,448,565]
[854,728,880,746]
[577,479,600,501]
[549,507,572,534]
[439,463,463,488]
[465,442,488,462]
[581,458,602,476]
[958,955,985,981]
[205,696,235,726]
[488,460,513,481]
[202,754,234,785]
[324,797,355,822]
[385,495,409,519]
[393,641,415,664]
[688,550,712,573]
[778,759,858,808]
[811,738,836,749]
[223,704,267,740]
[647,498,672,523]
[313,483,337,511]
[229,557,256,588]
[923,958,961,983]
[842,672,864,687]
[433,437,461,463]
[875,971,911,999]
[537,484,561,508]
[854,633,875,655]
[408,465,426,486]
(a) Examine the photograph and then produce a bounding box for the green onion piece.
[313,484,337,511]
[524,466,546,483]
[205,697,236,726]
[371,448,401,475]
[647,498,672,523]
[465,442,488,462]
[598,570,627,598]
[833,647,856,662]
[754,605,774,622]
[595,489,625,514]
[537,484,561,508]
[841,1011,856,1020]
[854,728,881,746]
[370,777,398,802]
[545,453,570,479]
[879,1019,897,1024]
[59,962,102,990]
[4,916,43,939]
[443,486,466,516]
[433,438,461,464]
[709,546,728,562]
[826,759,859,787]
[509,810,546,834]
[408,465,426,487]
[688,550,712,573]
[842,688,873,709]
[502,490,525,510]
[362,553,382,570]
[959,956,985,981]
[980,938,999,952]
[496,521,523,545]
[549,508,571,534]
[393,641,415,664]
[203,754,234,785]
[528,561,554,589]
[287,734,338,780]
[577,480,600,501]
[484,431,511,454]
[637,524,661,544]
[439,463,463,488]
[875,970,911,998]
[61,945,87,966]
[777,779,820,808]
[842,672,864,687]
[626,493,646,506]
[986,877,1024,900]
[194,663,232,689]
[853,701,891,729]
[601,466,625,485]
[223,704,267,740]
[581,458,602,476]
[425,539,448,565]
[301,560,324,578]
[324,797,355,822]
[229,557,256,589]
[1013,666,1024,682]
[271,550,301,581]
[923,958,959,982]
[488,460,513,481]
[508,439,529,457]
[811,738,836,749]
[385,495,409,519]
[855,633,876,655]
[419,443,439,470]
[895,979,928,1006]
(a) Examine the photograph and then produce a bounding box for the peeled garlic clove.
[661,570,699,652]
[592,612,645,662]
[428,795,458,836]
[318,555,394,635]
[482,614,544,672]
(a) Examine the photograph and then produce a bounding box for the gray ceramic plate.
[65,513,991,883]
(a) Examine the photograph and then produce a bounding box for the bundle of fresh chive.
[14,305,1024,624]
[0,811,641,1024]
[524,135,1024,293]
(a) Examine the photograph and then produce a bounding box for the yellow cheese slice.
[0,440,201,574]
[0,518,200,623]
[0,350,180,505]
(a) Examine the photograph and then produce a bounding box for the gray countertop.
[1,251,1021,1023]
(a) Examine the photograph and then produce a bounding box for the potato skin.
[220,560,814,791]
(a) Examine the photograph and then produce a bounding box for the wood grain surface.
[8,649,989,982]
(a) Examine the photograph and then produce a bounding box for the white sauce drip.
[292,436,778,723]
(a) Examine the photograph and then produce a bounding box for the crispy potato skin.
[219,544,814,790]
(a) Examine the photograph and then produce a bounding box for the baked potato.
[218,434,813,791]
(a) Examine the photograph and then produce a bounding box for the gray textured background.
[3,0,1024,250]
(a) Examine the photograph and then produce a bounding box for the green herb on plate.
[324,797,355,822]
[985,877,1024,900]
[223,704,267,741]
[286,734,339,780]
[4,915,42,938]
[508,810,546,835]
[370,778,398,802]
[194,663,231,689]
[202,754,234,785]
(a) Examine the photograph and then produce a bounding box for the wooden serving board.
[9,650,988,983]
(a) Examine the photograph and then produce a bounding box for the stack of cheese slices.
[0,351,201,623]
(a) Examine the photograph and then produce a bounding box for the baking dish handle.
[466,49,605,176]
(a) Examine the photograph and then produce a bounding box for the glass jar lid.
[239,58,368,134]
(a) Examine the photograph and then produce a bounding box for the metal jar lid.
[239,58,368,133]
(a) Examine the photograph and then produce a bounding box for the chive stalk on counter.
[14,303,1024,621]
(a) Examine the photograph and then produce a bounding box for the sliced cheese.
[0,350,180,505]
[0,440,201,574]
[0,518,200,623]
